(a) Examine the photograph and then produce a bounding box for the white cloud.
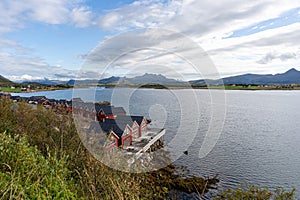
[70,6,93,28]
[0,0,92,34]
[99,12,123,29]
[97,0,182,30]
[81,29,219,81]
[26,0,70,24]
[8,74,44,81]
[97,0,300,37]
[94,0,300,78]
[0,0,94,81]
[0,50,80,81]
[1,0,300,80]
[201,22,300,75]
[257,51,298,64]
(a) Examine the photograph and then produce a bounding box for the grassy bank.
[0,100,296,199]
[0,87,22,93]
[0,100,219,199]
[0,84,73,94]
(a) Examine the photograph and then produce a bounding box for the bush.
[0,101,146,199]
[0,132,79,199]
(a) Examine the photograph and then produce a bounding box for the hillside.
[0,75,13,86]
[68,73,185,86]
[190,68,300,85]
[127,73,186,85]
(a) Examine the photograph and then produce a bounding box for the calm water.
[14,88,300,198]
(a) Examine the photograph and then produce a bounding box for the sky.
[0,0,300,81]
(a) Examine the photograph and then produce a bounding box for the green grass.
[0,132,79,199]
[224,85,259,90]
[0,100,158,199]
[0,100,296,199]
[0,87,22,93]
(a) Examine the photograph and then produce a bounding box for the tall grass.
[0,100,166,199]
[0,132,79,199]
[0,100,296,199]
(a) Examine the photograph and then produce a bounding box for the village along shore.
[0,92,222,197]
[1,90,297,199]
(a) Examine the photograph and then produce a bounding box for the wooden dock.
[125,128,165,159]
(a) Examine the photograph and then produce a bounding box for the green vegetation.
[224,85,259,90]
[0,100,296,199]
[0,132,79,199]
[215,185,296,200]
[0,75,13,86]
[0,78,73,94]
[0,87,22,93]
[0,100,218,199]
[0,100,143,199]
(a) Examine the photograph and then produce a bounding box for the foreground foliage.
[0,100,146,199]
[0,100,185,199]
[0,100,296,199]
[0,132,78,199]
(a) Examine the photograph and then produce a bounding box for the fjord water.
[15,88,300,198]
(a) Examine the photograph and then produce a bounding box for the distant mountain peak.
[285,68,299,74]
[138,73,164,77]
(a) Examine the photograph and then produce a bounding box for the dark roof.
[98,106,126,115]
[128,116,145,125]
[111,107,126,115]
[72,102,96,110]
[104,115,144,127]
[94,103,111,112]
[100,123,124,138]
[87,121,113,141]
[70,102,126,115]
[88,121,128,138]
[72,101,85,109]
[85,102,96,112]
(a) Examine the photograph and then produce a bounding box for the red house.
[88,121,133,150]
[104,115,148,138]
[95,104,126,121]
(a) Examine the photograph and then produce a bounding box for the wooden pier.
[125,128,165,159]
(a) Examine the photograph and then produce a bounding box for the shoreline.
[3,82,300,93]
[0,97,220,197]
[10,85,300,92]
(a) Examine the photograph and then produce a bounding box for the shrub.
[0,132,79,199]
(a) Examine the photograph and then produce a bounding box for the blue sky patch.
[227,7,300,38]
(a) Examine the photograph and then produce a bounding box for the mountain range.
[1,68,300,86]
[189,68,300,85]
[66,73,186,86]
